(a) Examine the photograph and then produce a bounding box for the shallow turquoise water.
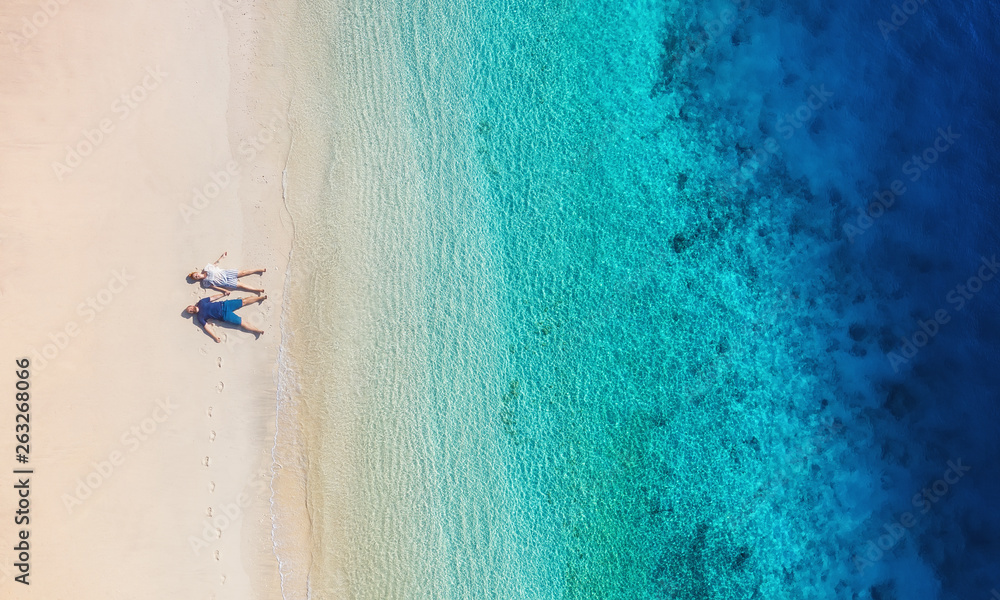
[389,1,859,596]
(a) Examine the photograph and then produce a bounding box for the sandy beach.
[0,1,293,597]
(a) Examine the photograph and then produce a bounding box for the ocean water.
[274,0,1000,598]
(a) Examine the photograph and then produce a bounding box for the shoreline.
[221,1,297,598]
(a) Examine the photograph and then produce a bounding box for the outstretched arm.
[209,292,228,301]
[202,322,222,343]
[210,285,231,295]
[213,251,228,265]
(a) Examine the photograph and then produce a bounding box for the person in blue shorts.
[186,292,266,342]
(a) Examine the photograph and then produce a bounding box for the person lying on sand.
[186,292,267,342]
[188,251,266,295]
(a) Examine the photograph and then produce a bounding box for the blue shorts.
[221,299,243,325]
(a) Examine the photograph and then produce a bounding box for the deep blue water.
[836,0,1000,596]
[756,0,1000,596]
[696,0,1000,596]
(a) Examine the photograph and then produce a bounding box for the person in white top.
[188,251,266,295]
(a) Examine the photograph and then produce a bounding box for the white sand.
[0,1,294,597]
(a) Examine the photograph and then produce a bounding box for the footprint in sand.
[209,481,216,492]
[206,507,213,517]
[215,528,222,539]
[203,456,211,467]
[216,381,224,393]
[217,356,223,368]
[221,575,227,584]
[214,550,220,561]
[207,406,213,418]
[209,430,216,442]
[199,346,208,356]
